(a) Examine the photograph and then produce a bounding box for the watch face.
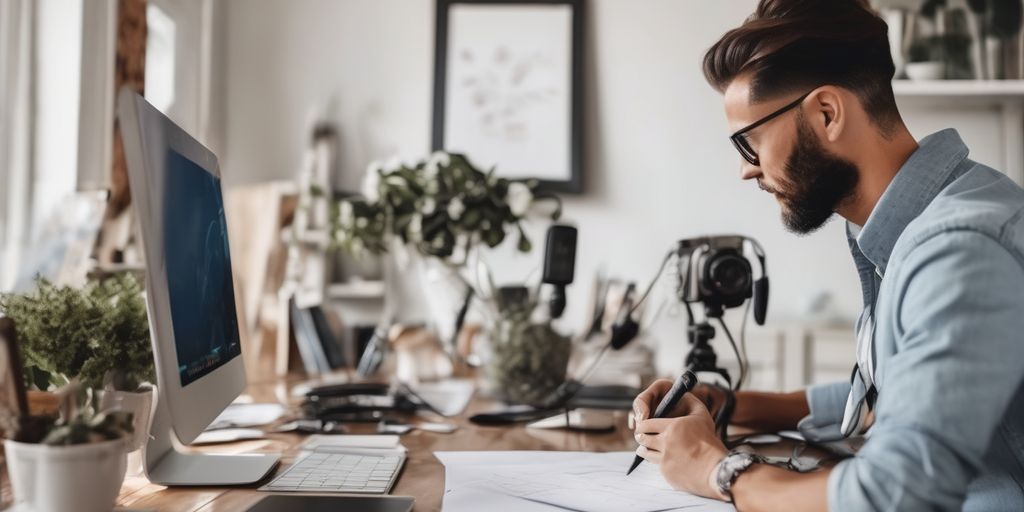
[716,451,762,498]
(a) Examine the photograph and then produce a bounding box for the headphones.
[609,235,769,350]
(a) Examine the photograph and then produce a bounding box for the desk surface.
[112,379,637,512]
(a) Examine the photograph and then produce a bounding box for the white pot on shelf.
[905,61,945,81]
[4,438,127,512]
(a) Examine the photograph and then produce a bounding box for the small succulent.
[1,382,134,446]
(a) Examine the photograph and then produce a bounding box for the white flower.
[424,151,450,178]
[421,198,436,215]
[447,197,465,220]
[361,162,382,203]
[339,201,354,227]
[507,182,533,217]
[384,155,404,171]
[356,217,368,228]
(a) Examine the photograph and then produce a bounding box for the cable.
[628,249,675,317]
[716,316,745,391]
[739,299,752,389]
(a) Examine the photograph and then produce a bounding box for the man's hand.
[632,380,729,425]
[633,392,729,500]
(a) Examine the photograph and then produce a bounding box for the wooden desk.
[112,380,636,512]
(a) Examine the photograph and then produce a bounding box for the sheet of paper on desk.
[205,403,285,430]
[436,451,735,512]
[412,379,475,416]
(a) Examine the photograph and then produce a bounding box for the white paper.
[191,428,265,445]
[436,451,735,512]
[205,403,285,430]
[412,379,476,417]
[303,434,402,451]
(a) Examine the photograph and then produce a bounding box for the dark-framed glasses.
[730,90,814,166]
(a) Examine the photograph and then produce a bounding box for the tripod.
[684,320,733,389]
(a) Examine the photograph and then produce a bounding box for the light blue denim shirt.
[797,129,1024,511]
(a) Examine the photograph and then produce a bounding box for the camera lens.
[707,253,752,297]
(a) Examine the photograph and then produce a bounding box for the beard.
[767,114,859,234]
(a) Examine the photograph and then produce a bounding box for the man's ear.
[809,86,845,143]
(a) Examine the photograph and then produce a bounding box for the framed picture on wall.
[432,0,584,194]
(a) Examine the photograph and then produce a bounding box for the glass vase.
[483,313,570,407]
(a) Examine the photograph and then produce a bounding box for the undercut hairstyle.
[703,0,900,134]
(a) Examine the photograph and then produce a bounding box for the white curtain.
[0,0,35,291]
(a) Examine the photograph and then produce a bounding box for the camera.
[675,235,768,324]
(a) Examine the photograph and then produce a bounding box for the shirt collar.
[852,128,970,275]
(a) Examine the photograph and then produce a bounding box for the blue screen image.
[163,149,242,386]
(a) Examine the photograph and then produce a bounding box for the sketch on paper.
[440,3,575,185]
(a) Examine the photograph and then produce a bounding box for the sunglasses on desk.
[730,90,814,166]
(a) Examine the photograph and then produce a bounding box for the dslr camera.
[675,235,768,324]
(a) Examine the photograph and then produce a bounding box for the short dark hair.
[703,0,899,132]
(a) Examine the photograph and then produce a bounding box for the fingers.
[675,392,710,416]
[634,429,664,452]
[636,445,662,464]
[633,379,674,422]
[636,418,673,434]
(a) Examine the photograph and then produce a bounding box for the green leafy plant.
[0,273,154,391]
[330,152,562,262]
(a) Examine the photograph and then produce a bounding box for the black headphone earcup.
[753,277,769,325]
[610,317,640,350]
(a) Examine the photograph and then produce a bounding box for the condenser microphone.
[542,225,578,319]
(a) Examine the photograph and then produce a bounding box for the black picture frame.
[432,0,584,194]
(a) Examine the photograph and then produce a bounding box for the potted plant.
[906,37,947,80]
[330,152,563,370]
[0,273,155,453]
[483,287,571,405]
[2,382,134,512]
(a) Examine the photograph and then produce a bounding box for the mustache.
[757,179,784,197]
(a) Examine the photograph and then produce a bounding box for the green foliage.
[331,152,562,263]
[486,310,570,406]
[0,274,154,392]
[1,382,135,445]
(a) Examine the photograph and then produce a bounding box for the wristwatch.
[713,450,768,502]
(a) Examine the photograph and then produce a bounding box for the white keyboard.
[260,450,405,494]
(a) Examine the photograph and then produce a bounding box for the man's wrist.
[711,450,768,502]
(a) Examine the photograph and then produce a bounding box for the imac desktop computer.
[118,89,280,485]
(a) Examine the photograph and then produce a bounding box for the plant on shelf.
[0,273,154,392]
[330,151,561,263]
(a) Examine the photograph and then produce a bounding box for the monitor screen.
[163,149,242,386]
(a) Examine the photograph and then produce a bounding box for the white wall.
[211,1,1012,363]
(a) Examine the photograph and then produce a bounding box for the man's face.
[724,78,859,234]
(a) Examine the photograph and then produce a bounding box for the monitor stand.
[143,386,279,486]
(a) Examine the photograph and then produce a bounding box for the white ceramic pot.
[98,387,154,452]
[905,61,945,81]
[4,438,127,512]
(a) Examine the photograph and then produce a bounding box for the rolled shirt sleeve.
[828,231,1024,511]
[799,380,852,443]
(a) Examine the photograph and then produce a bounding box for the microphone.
[542,225,577,319]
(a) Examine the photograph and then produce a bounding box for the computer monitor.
[118,89,279,486]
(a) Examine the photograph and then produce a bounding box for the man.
[631,0,1024,510]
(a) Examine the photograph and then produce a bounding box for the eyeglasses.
[729,90,814,166]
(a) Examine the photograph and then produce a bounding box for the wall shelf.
[893,79,1024,99]
[892,80,1024,185]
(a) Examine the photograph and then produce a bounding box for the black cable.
[739,299,752,389]
[716,316,745,391]
[628,249,675,317]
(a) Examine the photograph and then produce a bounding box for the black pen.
[627,370,699,475]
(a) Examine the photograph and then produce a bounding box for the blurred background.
[2,0,1021,393]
